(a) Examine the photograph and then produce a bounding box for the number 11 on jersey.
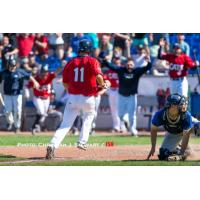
[74,67,84,82]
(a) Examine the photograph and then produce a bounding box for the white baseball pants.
[33,96,50,117]
[170,77,188,97]
[49,94,96,148]
[4,94,22,129]
[108,89,120,131]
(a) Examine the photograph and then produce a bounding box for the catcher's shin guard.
[158,148,172,160]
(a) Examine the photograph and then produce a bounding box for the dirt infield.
[0,145,151,161]
[1,144,200,164]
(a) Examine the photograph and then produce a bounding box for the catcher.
[147,94,197,161]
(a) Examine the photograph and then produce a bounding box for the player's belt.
[170,77,184,81]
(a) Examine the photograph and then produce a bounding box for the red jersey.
[17,35,35,57]
[35,35,48,55]
[62,56,103,96]
[162,53,195,78]
[28,72,56,98]
[104,69,119,88]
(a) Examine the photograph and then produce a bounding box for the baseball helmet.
[78,39,92,53]
[7,55,17,68]
[165,93,188,111]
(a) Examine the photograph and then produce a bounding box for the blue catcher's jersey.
[152,109,192,134]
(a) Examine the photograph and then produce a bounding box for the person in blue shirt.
[36,53,62,72]
[147,94,198,161]
[0,56,39,133]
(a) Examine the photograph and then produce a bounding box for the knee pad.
[158,148,172,160]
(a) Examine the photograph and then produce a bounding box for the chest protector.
[163,110,186,134]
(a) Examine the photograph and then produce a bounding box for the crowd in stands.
[0,33,199,76]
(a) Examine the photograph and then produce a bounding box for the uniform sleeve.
[62,61,71,84]
[152,110,164,127]
[184,55,196,69]
[93,59,103,75]
[27,80,34,88]
[19,69,31,80]
[182,113,193,131]
[45,72,56,84]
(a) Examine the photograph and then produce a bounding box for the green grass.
[0,135,200,146]
[1,160,200,166]
[0,154,25,162]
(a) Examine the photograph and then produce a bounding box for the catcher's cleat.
[77,142,87,150]
[46,146,55,160]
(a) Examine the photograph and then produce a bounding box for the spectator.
[99,34,113,62]
[177,33,190,56]
[85,33,99,50]
[34,33,49,56]
[112,47,127,64]
[132,45,148,68]
[149,33,170,59]
[64,46,77,62]
[112,33,131,56]
[0,35,18,70]
[17,33,35,58]
[36,52,61,72]
[4,33,17,49]
[71,33,89,54]
[28,51,39,68]
[131,33,149,55]
[62,33,75,51]
[47,33,64,59]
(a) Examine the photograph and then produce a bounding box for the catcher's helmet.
[7,55,17,68]
[165,94,187,109]
[78,39,92,53]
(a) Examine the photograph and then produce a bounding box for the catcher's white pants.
[4,94,22,128]
[33,96,50,117]
[170,77,188,97]
[108,89,120,131]
[50,94,95,148]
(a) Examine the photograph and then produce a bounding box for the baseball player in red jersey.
[46,39,109,159]
[104,57,121,132]
[28,64,62,134]
[158,39,199,97]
